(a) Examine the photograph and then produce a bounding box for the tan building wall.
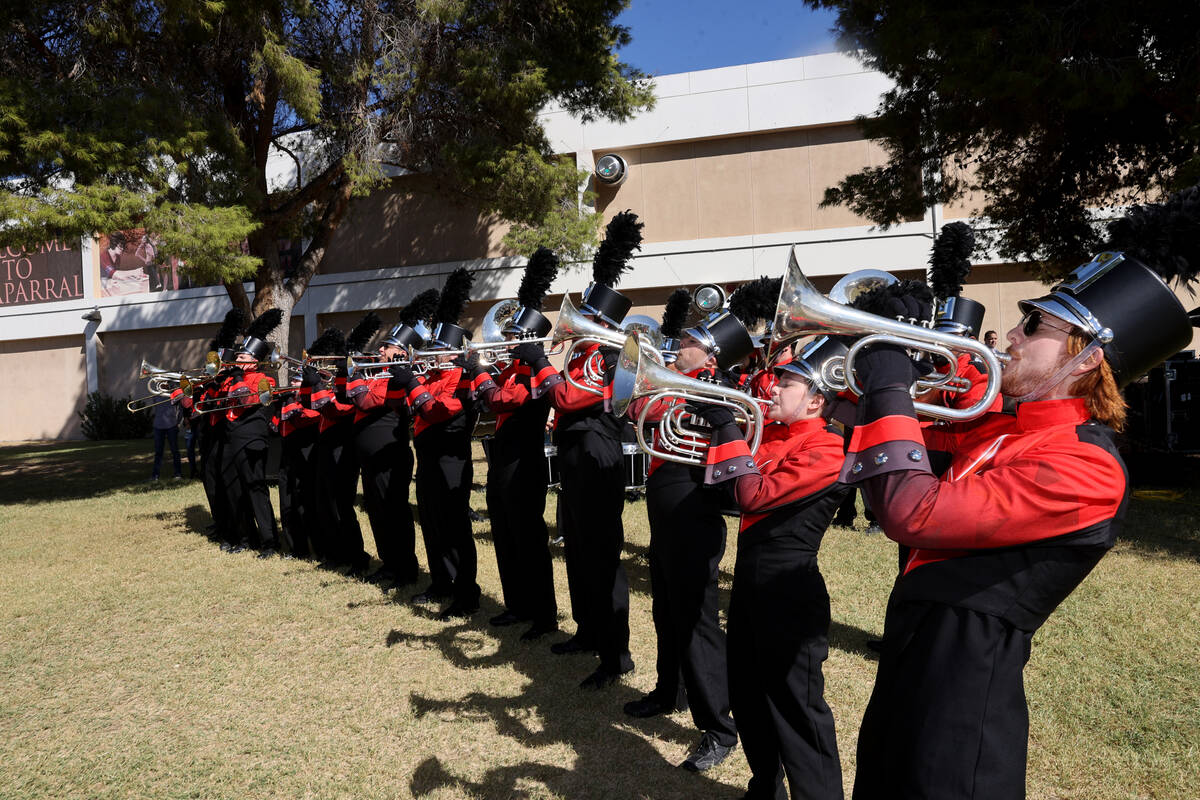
[0,335,88,440]
[593,125,909,241]
[322,174,513,272]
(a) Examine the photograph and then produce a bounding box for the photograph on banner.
[97,231,302,297]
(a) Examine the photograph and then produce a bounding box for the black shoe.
[395,571,420,587]
[489,611,523,627]
[623,691,686,719]
[412,589,450,605]
[579,662,632,690]
[256,548,277,559]
[437,602,479,621]
[365,569,398,588]
[832,516,856,528]
[681,732,734,772]
[230,543,250,554]
[519,621,559,642]
[219,542,235,552]
[866,638,884,653]
[865,523,884,535]
[550,635,596,655]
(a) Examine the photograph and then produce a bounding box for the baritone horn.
[612,335,764,466]
[549,293,634,395]
[770,247,1007,422]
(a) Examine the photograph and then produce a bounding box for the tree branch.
[265,159,346,224]
[286,176,355,303]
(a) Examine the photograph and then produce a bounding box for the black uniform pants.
[313,423,367,569]
[414,439,479,606]
[646,466,736,746]
[357,427,418,580]
[199,423,231,540]
[728,542,842,800]
[279,429,317,557]
[853,605,1032,800]
[558,429,631,672]
[486,439,556,626]
[221,437,278,548]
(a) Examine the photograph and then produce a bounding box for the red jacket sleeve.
[549,344,608,413]
[734,429,845,514]
[411,368,467,423]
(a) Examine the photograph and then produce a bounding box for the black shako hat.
[504,247,560,339]
[383,288,440,349]
[1018,251,1192,387]
[581,211,642,327]
[238,309,283,361]
[381,323,426,349]
[683,311,754,370]
[776,335,849,401]
[935,295,986,338]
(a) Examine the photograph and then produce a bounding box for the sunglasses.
[1020,309,1075,337]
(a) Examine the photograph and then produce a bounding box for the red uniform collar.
[1013,397,1090,430]
[785,417,826,438]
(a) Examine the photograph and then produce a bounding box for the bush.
[78,392,153,440]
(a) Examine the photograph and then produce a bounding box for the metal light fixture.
[691,284,726,314]
[595,153,628,186]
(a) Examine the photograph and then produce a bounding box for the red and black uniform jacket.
[841,391,1126,631]
[472,362,551,458]
[704,417,847,551]
[546,342,623,441]
[345,371,413,452]
[217,369,275,451]
[276,387,320,438]
[625,365,708,480]
[405,366,477,456]
[311,374,356,433]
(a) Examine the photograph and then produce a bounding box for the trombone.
[127,375,195,412]
[612,335,764,466]
[768,247,1009,422]
[192,378,283,415]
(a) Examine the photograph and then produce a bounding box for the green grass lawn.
[0,440,1197,799]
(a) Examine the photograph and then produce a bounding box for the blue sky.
[615,0,842,76]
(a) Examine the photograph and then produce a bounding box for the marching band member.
[219,308,283,556]
[695,335,850,800]
[394,268,483,620]
[309,327,370,574]
[196,309,243,546]
[274,365,319,559]
[841,220,1197,797]
[623,293,752,774]
[346,292,439,587]
[514,210,643,689]
[469,248,561,640]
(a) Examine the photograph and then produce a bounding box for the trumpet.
[346,348,431,379]
[267,347,337,382]
[465,335,561,367]
[769,247,1008,422]
[612,335,764,466]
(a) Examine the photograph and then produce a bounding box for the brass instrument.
[549,293,637,396]
[612,335,764,466]
[267,347,337,382]
[127,376,194,412]
[192,378,279,415]
[769,247,1008,421]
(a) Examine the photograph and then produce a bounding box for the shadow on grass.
[1123,453,1200,563]
[0,439,160,505]
[396,617,745,800]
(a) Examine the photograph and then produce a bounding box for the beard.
[1000,350,1067,399]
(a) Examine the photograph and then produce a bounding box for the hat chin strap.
[1014,340,1103,404]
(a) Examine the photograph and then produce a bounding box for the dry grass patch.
[0,441,1196,799]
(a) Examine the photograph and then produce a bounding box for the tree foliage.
[0,0,652,345]
[807,0,1200,279]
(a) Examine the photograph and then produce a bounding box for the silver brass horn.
[550,293,633,395]
[771,247,1008,422]
[612,335,764,465]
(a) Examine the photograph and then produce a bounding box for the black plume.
[214,308,246,350]
[519,247,560,310]
[347,312,381,354]
[929,222,976,299]
[728,276,781,330]
[1106,184,1200,287]
[245,308,284,342]
[592,210,643,288]
[436,268,474,325]
[307,327,345,357]
[399,289,439,328]
[850,280,935,317]
[660,288,691,339]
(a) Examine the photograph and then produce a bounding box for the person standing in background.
[150,386,184,481]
